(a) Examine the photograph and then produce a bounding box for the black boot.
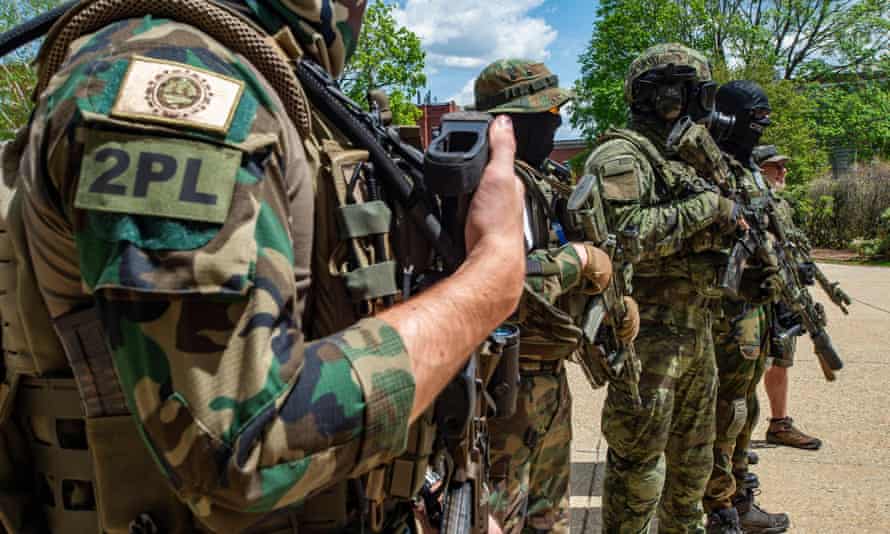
[706,508,743,534]
[732,474,790,533]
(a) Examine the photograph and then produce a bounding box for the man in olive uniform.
[702,81,789,534]
[474,59,640,533]
[586,43,746,533]
[0,2,528,533]
[755,145,826,451]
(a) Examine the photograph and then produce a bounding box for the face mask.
[716,81,772,162]
[510,112,563,168]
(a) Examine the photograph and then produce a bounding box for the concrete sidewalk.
[566,263,890,532]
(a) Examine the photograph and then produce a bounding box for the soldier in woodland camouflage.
[703,82,789,534]
[0,1,527,533]
[587,44,744,533]
[474,59,640,533]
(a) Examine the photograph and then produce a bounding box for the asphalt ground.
[565,263,890,532]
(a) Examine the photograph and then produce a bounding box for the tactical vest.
[593,128,726,325]
[512,161,587,363]
[0,1,433,533]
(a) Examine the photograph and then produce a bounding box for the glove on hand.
[740,265,781,305]
[616,297,640,344]
[581,243,613,294]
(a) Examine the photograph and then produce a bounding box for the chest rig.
[0,1,431,533]
[596,128,728,318]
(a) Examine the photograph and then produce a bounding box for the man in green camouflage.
[702,81,789,534]
[586,44,747,533]
[755,145,826,451]
[474,59,640,533]
[1,1,528,533]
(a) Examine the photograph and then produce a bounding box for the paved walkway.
[566,263,890,532]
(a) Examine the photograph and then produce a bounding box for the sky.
[388,0,599,139]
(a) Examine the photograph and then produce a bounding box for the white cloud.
[393,0,557,71]
[449,78,477,106]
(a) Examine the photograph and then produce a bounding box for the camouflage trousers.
[703,305,768,512]
[488,364,571,533]
[601,315,717,534]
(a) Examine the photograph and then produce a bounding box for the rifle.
[715,176,844,382]
[566,174,642,405]
[813,265,851,315]
[666,118,843,382]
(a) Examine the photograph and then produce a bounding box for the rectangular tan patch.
[111,56,245,135]
[600,156,640,201]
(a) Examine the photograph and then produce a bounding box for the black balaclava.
[715,80,772,165]
[509,111,563,169]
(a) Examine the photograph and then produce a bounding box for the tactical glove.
[581,243,613,294]
[739,266,781,305]
[616,297,640,344]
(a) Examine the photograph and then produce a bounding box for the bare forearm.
[378,238,523,421]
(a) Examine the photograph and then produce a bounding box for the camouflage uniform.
[7,2,421,533]
[474,59,581,534]
[588,44,734,534]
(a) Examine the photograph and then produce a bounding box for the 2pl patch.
[75,130,240,224]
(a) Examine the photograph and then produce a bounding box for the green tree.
[572,0,889,182]
[0,0,63,140]
[340,0,426,125]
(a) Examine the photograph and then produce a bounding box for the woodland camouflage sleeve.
[524,244,584,305]
[586,139,724,261]
[23,20,414,527]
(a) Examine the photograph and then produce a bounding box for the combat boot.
[732,474,789,533]
[766,417,822,450]
[706,508,743,534]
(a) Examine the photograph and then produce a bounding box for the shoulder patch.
[75,130,240,224]
[599,156,641,201]
[111,56,245,135]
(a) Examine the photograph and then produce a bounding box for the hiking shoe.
[766,417,822,450]
[747,449,759,465]
[706,508,743,534]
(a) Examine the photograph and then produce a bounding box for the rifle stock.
[568,174,641,404]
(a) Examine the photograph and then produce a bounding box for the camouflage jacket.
[21,17,414,530]
[771,192,812,257]
[585,124,727,326]
[515,162,591,361]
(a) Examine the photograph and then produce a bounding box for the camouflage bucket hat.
[624,43,713,103]
[474,59,574,114]
[244,0,367,77]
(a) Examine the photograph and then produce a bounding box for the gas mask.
[631,64,719,124]
[715,80,772,164]
[509,111,563,169]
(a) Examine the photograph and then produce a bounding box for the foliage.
[0,0,64,140]
[791,161,890,251]
[759,81,828,184]
[340,0,426,125]
[572,0,889,184]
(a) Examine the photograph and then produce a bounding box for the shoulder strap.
[34,0,312,136]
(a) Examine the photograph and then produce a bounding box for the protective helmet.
[474,59,573,114]
[244,0,367,78]
[624,43,713,105]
